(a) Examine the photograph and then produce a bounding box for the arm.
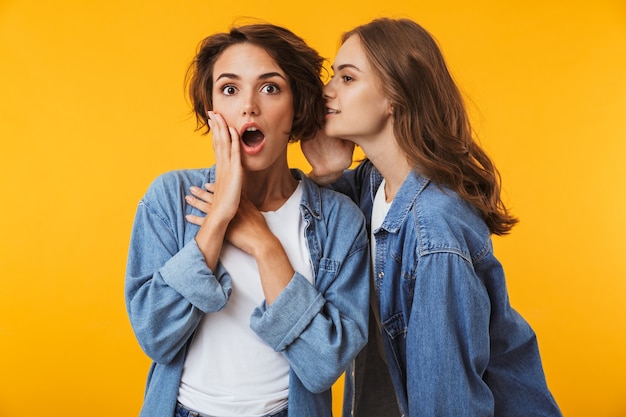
[187,185,294,306]
[250,197,371,393]
[193,112,242,271]
[188,112,295,305]
[220,192,295,305]
[406,252,493,416]
[125,112,243,365]
[125,187,231,364]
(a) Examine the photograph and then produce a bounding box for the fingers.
[208,112,235,154]
[208,111,243,180]
[208,112,227,161]
[185,184,213,215]
[191,184,213,201]
[229,126,240,160]
[184,213,205,226]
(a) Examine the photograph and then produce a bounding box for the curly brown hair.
[186,23,325,142]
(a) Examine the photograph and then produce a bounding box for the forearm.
[194,213,230,271]
[251,244,370,393]
[126,241,231,363]
[252,235,294,305]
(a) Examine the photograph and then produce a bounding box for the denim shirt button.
[378,271,384,278]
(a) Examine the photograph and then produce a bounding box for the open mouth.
[241,126,266,154]
[242,127,264,146]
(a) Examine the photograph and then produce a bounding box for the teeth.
[246,127,258,131]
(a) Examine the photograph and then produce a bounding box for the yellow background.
[1,0,625,416]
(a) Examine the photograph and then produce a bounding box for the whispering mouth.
[242,127,265,148]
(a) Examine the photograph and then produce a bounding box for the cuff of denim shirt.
[160,239,231,313]
[250,273,325,351]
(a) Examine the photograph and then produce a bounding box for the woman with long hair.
[303,18,562,417]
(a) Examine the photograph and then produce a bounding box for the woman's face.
[211,42,294,172]
[323,35,392,145]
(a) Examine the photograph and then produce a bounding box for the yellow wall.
[1,0,625,415]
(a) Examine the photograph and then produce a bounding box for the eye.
[261,83,280,94]
[341,75,354,83]
[221,85,237,95]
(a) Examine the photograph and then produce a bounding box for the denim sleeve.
[125,200,231,365]
[406,252,494,416]
[330,160,372,204]
[250,210,370,394]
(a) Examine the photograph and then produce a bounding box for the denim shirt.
[125,167,370,417]
[335,161,562,417]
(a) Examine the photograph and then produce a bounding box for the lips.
[240,124,266,154]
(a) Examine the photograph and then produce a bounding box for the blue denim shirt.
[335,161,561,417]
[125,168,370,417]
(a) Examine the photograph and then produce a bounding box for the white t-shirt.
[178,182,312,416]
[371,179,392,264]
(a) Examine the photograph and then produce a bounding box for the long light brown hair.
[344,18,518,235]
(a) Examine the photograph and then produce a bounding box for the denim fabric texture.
[125,168,370,417]
[335,160,562,417]
[175,402,288,417]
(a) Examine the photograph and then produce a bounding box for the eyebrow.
[215,72,287,82]
[332,63,362,72]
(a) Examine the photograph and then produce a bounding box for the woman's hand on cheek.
[206,111,243,223]
[189,112,243,271]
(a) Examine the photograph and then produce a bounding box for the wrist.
[249,234,283,260]
[308,169,342,186]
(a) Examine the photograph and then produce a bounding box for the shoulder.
[144,168,212,200]
[147,168,212,192]
[299,171,365,220]
[140,168,212,219]
[414,181,491,261]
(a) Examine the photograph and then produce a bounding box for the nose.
[323,80,336,99]
[242,92,259,116]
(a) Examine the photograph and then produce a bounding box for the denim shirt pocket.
[314,257,340,290]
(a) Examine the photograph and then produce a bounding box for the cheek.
[212,102,238,124]
[361,91,388,116]
[273,104,294,129]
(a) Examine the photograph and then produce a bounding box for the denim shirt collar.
[291,169,323,221]
[370,168,430,233]
[206,166,322,221]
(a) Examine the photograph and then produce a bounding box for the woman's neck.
[242,166,298,212]
[362,135,411,203]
